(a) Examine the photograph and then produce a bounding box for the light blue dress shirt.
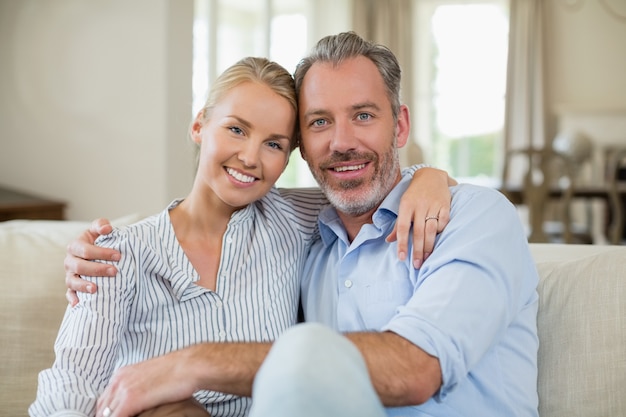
[301,177,539,417]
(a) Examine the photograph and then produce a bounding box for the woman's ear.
[191,111,205,145]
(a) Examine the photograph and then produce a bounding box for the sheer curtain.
[502,0,546,187]
[351,0,423,166]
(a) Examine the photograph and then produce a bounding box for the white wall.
[544,0,626,137]
[0,0,195,220]
[1,0,624,221]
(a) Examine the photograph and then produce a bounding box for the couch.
[1,218,625,416]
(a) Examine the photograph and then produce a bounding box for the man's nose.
[329,120,358,153]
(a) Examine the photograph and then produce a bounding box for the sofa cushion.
[532,244,626,417]
[0,215,141,416]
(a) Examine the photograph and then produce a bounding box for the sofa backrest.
[0,219,624,416]
[530,244,626,416]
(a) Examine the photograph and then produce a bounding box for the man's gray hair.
[293,31,402,119]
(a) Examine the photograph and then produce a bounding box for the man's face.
[298,56,408,216]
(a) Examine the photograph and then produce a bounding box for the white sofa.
[1,218,625,416]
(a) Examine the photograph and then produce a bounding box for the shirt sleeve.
[30,230,136,417]
[275,187,328,239]
[400,163,430,177]
[381,185,538,399]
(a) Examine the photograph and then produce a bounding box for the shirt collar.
[317,175,412,247]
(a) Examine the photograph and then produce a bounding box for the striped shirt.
[30,187,326,417]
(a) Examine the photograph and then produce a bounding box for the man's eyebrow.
[302,102,381,120]
[302,108,329,120]
[352,102,381,112]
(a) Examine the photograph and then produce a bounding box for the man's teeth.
[333,164,365,172]
[227,168,255,183]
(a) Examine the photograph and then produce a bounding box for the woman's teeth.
[227,168,255,183]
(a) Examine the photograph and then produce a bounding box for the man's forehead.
[298,58,389,116]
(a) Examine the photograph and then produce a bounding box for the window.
[413,0,509,187]
[193,0,316,188]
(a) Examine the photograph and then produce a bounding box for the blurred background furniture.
[607,146,626,244]
[501,132,626,245]
[0,186,66,221]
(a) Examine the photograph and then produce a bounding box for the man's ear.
[396,104,411,148]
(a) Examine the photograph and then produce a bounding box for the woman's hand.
[64,218,120,306]
[387,167,455,268]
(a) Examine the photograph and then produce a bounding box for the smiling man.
[250,32,540,417]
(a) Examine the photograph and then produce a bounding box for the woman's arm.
[31,231,133,416]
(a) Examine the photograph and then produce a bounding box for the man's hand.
[387,167,454,268]
[64,218,120,306]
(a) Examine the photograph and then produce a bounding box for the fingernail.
[107,267,116,276]
[86,284,94,293]
[398,251,406,261]
[111,253,121,261]
[413,259,422,269]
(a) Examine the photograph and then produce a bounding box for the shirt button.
[215,300,223,308]
[344,279,353,288]
[219,330,226,338]
[226,237,233,243]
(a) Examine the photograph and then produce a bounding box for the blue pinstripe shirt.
[31,187,325,417]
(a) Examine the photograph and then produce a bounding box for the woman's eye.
[229,126,244,135]
[267,141,284,150]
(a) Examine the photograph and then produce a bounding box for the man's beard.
[306,135,400,216]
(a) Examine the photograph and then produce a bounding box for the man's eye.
[311,119,327,127]
[357,113,371,121]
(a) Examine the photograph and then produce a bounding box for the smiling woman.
[193,0,352,188]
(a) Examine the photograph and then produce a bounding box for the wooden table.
[0,186,66,221]
[501,183,626,244]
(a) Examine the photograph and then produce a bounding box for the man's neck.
[337,209,378,243]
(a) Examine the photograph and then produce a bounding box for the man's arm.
[95,331,438,417]
[345,331,442,406]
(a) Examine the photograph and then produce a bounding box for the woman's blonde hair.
[197,57,299,150]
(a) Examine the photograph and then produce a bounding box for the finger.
[91,217,114,235]
[386,224,398,243]
[65,288,79,307]
[65,253,118,277]
[421,218,439,262]
[394,214,411,263]
[414,216,439,268]
[67,238,121,263]
[65,271,98,294]
[436,206,451,233]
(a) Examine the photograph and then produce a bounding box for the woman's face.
[191,81,295,210]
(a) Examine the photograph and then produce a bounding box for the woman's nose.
[237,141,260,167]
